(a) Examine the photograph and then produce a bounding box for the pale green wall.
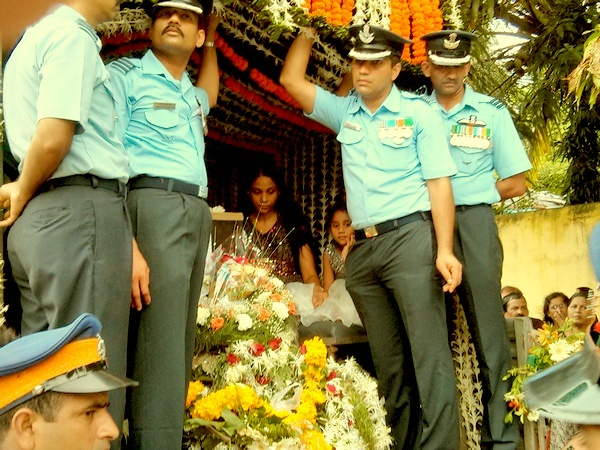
[497,203,600,320]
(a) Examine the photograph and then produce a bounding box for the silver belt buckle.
[364,225,378,238]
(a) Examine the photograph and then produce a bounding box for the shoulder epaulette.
[487,98,506,110]
[419,93,435,105]
[109,58,137,75]
[401,90,419,99]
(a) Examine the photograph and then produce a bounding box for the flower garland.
[223,77,333,134]
[304,0,354,27]
[389,0,411,61]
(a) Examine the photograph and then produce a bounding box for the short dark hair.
[502,291,524,312]
[542,292,569,324]
[0,392,65,440]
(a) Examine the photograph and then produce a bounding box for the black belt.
[39,175,125,196]
[355,211,431,240]
[128,176,205,198]
[456,203,489,212]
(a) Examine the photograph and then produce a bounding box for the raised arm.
[426,177,462,293]
[279,29,318,114]
[196,12,220,108]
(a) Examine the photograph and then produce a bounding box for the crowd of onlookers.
[502,285,599,341]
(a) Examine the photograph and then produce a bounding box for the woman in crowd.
[241,159,326,310]
[567,287,599,343]
[543,292,569,326]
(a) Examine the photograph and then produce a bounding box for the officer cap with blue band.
[348,24,412,61]
[420,30,478,66]
[0,313,137,416]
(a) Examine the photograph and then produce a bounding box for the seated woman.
[240,159,326,315]
[543,291,569,326]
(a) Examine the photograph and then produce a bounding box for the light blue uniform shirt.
[309,85,457,230]
[107,50,209,195]
[426,85,532,205]
[3,5,129,183]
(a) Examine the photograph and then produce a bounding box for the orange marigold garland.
[306,0,354,27]
[388,0,411,61]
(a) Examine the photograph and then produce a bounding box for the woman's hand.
[551,308,566,327]
[312,285,328,308]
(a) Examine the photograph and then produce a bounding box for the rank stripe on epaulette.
[488,99,506,110]
[420,94,435,105]
[110,58,135,74]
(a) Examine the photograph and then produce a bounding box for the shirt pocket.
[379,137,416,173]
[144,109,179,129]
[451,144,491,174]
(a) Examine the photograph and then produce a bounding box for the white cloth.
[286,280,362,327]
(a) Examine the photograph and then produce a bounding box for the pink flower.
[326,383,337,394]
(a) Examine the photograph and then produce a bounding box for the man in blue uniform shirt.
[106,0,219,447]
[1,0,133,440]
[281,24,462,449]
[420,30,532,450]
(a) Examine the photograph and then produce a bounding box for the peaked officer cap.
[0,313,137,415]
[420,30,478,66]
[348,24,411,61]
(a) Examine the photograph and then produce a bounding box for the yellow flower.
[304,337,327,367]
[186,381,205,408]
[302,429,332,450]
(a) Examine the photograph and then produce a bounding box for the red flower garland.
[223,77,333,134]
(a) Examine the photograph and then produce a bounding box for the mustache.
[162,25,184,37]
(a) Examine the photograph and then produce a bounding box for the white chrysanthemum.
[271,302,289,320]
[256,291,271,302]
[196,307,211,325]
[235,313,253,331]
[549,340,579,363]
[270,277,284,289]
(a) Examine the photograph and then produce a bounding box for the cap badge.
[358,24,375,44]
[443,33,460,50]
[97,335,107,361]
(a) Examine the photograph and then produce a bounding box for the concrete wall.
[497,203,600,320]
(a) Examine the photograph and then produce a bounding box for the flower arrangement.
[503,319,585,423]
[185,245,392,449]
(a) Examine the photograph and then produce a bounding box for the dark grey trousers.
[346,219,458,450]
[452,205,519,449]
[125,188,211,450]
[9,185,132,435]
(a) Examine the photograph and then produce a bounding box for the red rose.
[268,337,282,350]
[327,371,337,381]
[256,375,270,385]
[326,383,337,394]
[250,343,265,357]
[227,353,240,365]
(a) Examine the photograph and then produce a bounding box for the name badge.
[343,121,361,132]
[153,102,176,110]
